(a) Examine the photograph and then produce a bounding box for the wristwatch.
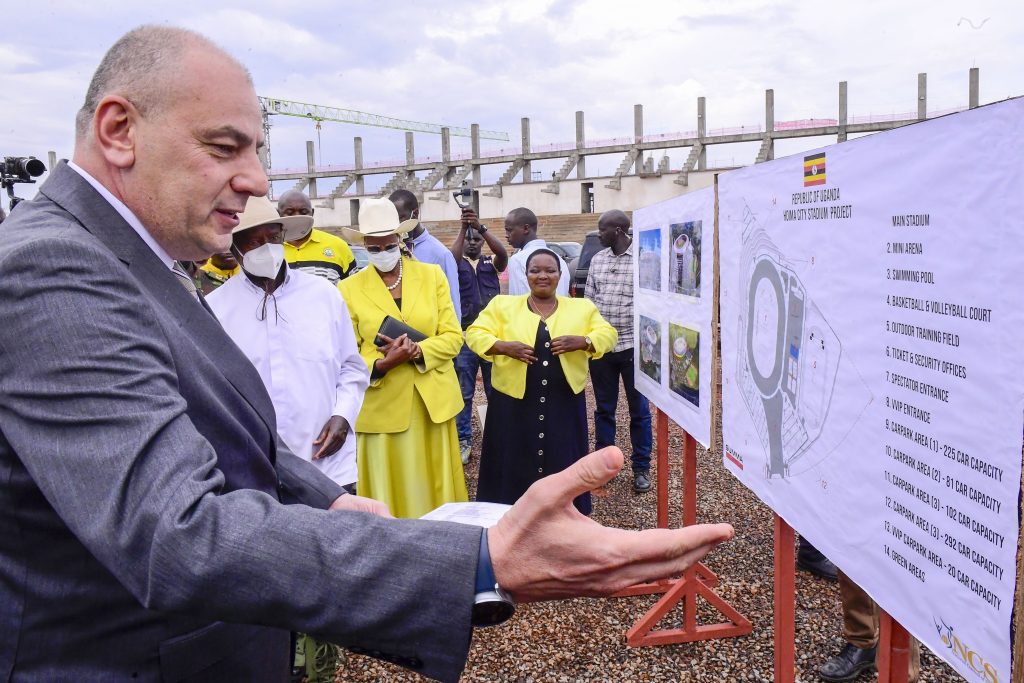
[477,224,488,234]
[584,336,593,350]
[472,531,515,627]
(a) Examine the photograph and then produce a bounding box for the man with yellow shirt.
[198,250,240,294]
[277,190,355,285]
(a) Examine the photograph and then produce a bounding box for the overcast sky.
[2,1,1020,192]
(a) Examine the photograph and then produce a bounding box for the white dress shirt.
[507,238,570,296]
[67,161,174,269]
[208,269,369,486]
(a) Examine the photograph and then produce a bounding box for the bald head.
[277,190,312,217]
[70,25,267,262]
[597,210,631,252]
[598,210,630,230]
[75,25,251,141]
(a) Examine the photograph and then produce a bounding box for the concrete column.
[633,104,643,175]
[441,127,453,186]
[697,97,707,171]
[305,140,317,198]
[471,123,481,186]
[575,110,586,179]
[969,68,979,109]
[764,89,774,161]
[521,117,531,182]
[838,81,848,142]
[354,137,364,195]
[917,73,927,120]
[405,132,415,166]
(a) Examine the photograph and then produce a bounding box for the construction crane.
[258,96,510,169]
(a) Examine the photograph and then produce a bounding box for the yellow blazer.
[339,258,464,433]
[466,295,617,399]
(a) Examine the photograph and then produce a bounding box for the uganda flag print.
[803,152,826,186]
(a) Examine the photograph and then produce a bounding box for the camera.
[1,156,46,211]
[452,181,472,210]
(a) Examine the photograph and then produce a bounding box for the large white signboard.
[633,187,714,447]
[720,99,1024,683]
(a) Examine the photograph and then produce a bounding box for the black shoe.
[797,554,839,582]
[819,643,877,682]
[633,471,652,493]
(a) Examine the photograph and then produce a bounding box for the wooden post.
[773,515,795,683]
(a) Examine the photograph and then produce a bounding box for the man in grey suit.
[0,26,733,682]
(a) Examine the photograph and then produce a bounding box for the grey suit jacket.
[0,163,480,682]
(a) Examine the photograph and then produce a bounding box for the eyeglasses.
[366,243,400,254]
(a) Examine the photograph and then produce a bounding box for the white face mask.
[240,242,286,279]
[368,247,401,272]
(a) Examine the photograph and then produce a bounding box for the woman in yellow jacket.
[467,249,616,514]
[339,199,467,518]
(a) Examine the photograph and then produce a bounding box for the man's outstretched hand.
[487,447,734,603]
[329,493,393,518]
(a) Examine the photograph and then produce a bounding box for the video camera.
[1,156,46,212]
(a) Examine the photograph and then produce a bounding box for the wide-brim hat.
[342,197,418,242]
[232,195,313,242]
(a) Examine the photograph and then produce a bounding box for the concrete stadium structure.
[268,69,983,245]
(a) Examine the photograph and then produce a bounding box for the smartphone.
[453,182,472,209]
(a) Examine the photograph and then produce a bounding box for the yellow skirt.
[356,391,468,519]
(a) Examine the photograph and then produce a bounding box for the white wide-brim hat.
[232,195,313,242]
[342,197,418,242]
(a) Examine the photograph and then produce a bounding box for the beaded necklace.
[384,258,403,291]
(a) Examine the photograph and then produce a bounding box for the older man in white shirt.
[208,194,369,680]
[503,207,570,296]
[208,196,368,493]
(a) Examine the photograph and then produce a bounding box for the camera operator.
[450,208,507,462]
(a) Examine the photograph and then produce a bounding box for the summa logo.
[934,616,1000,682]
[724,444,744,470]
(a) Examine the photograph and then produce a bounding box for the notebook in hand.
[375,315,428,347]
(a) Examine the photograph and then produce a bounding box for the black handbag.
[374,315,428,347]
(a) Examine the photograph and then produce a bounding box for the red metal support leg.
[620,428,751,647]
[682,433,699,632]
[877,610,911,683]
[773,514,795,683]
[656,408,669,529]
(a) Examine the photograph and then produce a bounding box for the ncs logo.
[934,617,1000,683]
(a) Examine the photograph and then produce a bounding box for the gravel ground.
[337,380,964,683]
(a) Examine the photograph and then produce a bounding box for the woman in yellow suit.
[467,249,616,514]
[340,198,466,518]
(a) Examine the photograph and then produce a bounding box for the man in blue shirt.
[389,189,462,321]
[450,207,507,463]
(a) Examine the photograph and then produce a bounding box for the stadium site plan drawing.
[735,201,869,479]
